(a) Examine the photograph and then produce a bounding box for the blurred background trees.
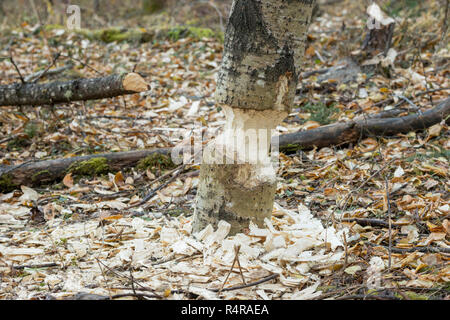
[0,0,232,31]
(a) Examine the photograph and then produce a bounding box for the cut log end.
[122,73,149,92]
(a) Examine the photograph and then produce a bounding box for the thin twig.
[219,244,246,293]
[340,218,400,228]
[212,274,279,293]
[126,164,186,209]
[367,242,450,254]
[109,293,157,300]
[235,245,246,285]
[9,56,25,83]
[95,258,162,298]
[336,294,399,300]
[114,273,279,296]
[95,258,112,300]
[59,53,105,76]
[395,94,423,115]
[27,53,62,83]
[24,63,73,83]
[385,176,392,271]
[343,233,348,270]
[11,262,59,270]
[339,160,393,212]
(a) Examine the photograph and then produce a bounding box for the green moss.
[396,291,429,300]
[41,25,222,44]
[68,157,109,176]
[137,153,174,172]
[24,121,41,138]
[405,149,450,163]
[31,170,51,183]
[302,102,339,125]
[382,0,421,17]
[7,137,31,151]
[167,26,217,41]
[64,90,73,100]
[43,24,65,31]
[279,144,304,154]
[0,174,17,192]
[76,27,154,43]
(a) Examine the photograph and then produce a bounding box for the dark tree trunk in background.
[0,0,5,17]
[94,0,100,13]
[142,0,165,15]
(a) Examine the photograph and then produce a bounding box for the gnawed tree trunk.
[192,0,317,235]
[0,73,148,107]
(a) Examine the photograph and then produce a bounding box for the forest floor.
[0,0,449,300]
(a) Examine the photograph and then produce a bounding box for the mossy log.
[0,73,148,107]
[47,25,221,44]
[0,148,172,192]
[279,97,450,152]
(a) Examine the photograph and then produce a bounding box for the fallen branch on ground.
[368,243,450,254]
[0,148,172,191]
[1,98,448,191]
[279,97,450,152]
[24,63,74,83]
[0,72,148,107]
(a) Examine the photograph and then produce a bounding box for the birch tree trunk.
[192,0,316,235]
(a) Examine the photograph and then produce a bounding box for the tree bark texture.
[193,0,316,235]
[215,0,315,112]
[0,73,148,107]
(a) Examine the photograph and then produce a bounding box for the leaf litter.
[0,0,449,300]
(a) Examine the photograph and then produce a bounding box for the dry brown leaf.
[63,173,74,188]
[114,171,125,186]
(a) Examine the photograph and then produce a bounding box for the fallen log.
[279,97,450,152]
[0,73,148,107]
[0,148,172,192]
[0,98,448,191]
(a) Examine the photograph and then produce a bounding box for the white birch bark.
[193,0,316,235]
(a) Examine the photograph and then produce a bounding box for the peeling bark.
[0,73,148,107]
